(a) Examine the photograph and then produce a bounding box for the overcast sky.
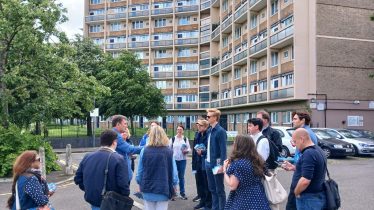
[56,0,84,41]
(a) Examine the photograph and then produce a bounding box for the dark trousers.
[286,185,297,210]
[205,160,226,210]
[196,161,212,208]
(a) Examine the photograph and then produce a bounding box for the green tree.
[97,50,167,135]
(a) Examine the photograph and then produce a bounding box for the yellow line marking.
[59,182,75,188]
[0,193,11,196]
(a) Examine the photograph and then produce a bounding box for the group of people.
[6,109,328,210]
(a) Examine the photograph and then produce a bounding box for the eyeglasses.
[177,129,183,131]
[206,116,212,119]
[35,158,41,162]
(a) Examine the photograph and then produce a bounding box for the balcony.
[250,0,266,11]
[107,13,126,20]
[211,27,220,41]
[234,49,247,64]
[234,3,248,23]
[201,17,211,26]
[200,59,210,69]
[128,10,149,17]
[221,58,232,71]
[165,104,173,109]
[175,38,198,45]
[200,103,210,108]
[176,5,199,13]
[211,64,220,74]
[200,25,211,36]
[151,72,173,78]
[211,101,219,108]
[128,42,149,48]
[270,87,294,100]
[200,69,210,76]
[212,0,220,7]
[201,1,211,9]
[249,39,267,57]
[175,103,198,109]
[151,8,173,15]
[200,52,210,59]
[270,25,294,48]
[221,99,231,107]
[151,40,173,47]
[222,16,232,33]
[249,92,267,103]
[233,96,247,105]
[249,0,258,7]
[106,43,127,49]
[199,86,210,92]
[85,15,104,22]
[175,71,198,77]
[200,35,210,43]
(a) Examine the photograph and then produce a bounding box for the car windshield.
[339,130,359,138]
[363,131,374,138]
[314,130,333,139]
[326,130,342,139]
[349,130,364,137]
[287,129,295,136]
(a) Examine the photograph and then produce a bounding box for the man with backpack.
[257,110,283,153]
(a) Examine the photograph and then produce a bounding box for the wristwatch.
[222,170,227,174]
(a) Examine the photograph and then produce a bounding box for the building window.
[271,25,278,33]
[193,17,197,21]
[169,20,173,24]
[271,0,278,17]
[90,0,101,5]
[110,23,121,31]
[244,67,247,73]
[281,15,294,28]
[223,0,228,12]
[153,64,173,71]
[176,63,198,70]
[154,32,172,40]
[243,114,249,123]
[259,80,267,91]
[155,50,166,58]
[283,111,292,124]
[178,115,186,122]
[271,78,279,89]
[130,4,149,10]
[165,95,173,102]
[178,16,191,25]
[177,30,198,38]
[222,36,228,48]
[167,116,174,122]
[284,0,288,3]
[93,38,104,44]
[243,85,247,94]
[192,81,197,86]
[282,73,294,86]
[271,112,278,124]
[178,48,191,57]
[133,51,144,59]
[262,12,265,19]
[250,15,258,29]
[177,95,197,102]
[271,52,278,67]
[235,27,241,40]
[130,34,149,41]
[222,74,228,84]
[168,82,173,86]
[229,115,234,123]
[244,25,247,30]
[291,45,294,60]
[284,50,288,59]
[155,19,166,27]
[178,80,190,88]
[234,68,241,80]
[145,52,149,56]
[131,21,143,29]
[89,9,105,15]
[89,25,100,33]
[250,83,258,93]
[169,51,173,55]
[251,36,258,45]
[250,61,257,75]
[191,115,198,122]
[155,81,166,89]
[261,60,265,67]
[193,49,197,54]
[235,87,241,96]
[236,114,241,123]
[154,2,173,8]
[259,30,267,40]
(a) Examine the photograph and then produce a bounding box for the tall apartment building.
[84,0,374,132]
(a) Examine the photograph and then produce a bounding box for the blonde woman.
[136,126,179,210]
[121,128,136,172]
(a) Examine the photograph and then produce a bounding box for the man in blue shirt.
[205,109,227,210]
[285,110,318,210]
[111,115,143,183]
[283,128,327,210]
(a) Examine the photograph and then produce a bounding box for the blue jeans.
[205,160,225,210]
[91,205,100,210]
[176,160,187,195]
[296,192,326,210]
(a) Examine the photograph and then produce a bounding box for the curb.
[55,176,75,185]
[0,178,13,183]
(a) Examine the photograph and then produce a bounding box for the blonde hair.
[147,126,170,147]
[126,128,131,138]
[206,108,221,122]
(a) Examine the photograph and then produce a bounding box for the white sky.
[56,0,84,41]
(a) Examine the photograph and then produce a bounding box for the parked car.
[346,129,374,139]
[317,128,374,156]
[272,126,296,158]
[312,129,355,158]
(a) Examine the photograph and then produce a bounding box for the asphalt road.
[1,153,374,210]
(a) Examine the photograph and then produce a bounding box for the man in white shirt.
[247,118,270,162]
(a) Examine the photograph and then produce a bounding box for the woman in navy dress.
[223,134,270,210]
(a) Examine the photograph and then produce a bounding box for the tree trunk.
[70,118,74,125]
[87,116,92,136]
[35,122,41,135]
[130,117,135,136]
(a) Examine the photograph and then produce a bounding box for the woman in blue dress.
[223,134,270,210]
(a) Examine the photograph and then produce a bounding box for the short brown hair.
[100,129,118,146]
[292,110,311,126]
[257,110,270,123]
[147,120,161,136]
[112,115,127,127]
[206,108,221,122]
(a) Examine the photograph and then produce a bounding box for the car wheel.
[322,147,331,158]
[280,146,290,158]
[352,145,358,156]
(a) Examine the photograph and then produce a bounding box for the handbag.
[100,152,134,210]
[315,147,341,210]
[262,169,288,205]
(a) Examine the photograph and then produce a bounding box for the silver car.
[318,128,374,156]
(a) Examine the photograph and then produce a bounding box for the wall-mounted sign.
[347,116,359,126]
[317,102,324,110]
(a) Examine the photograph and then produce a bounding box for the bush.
[0,125,61,178]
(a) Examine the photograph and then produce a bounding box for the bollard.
[65,144,74,175]
[39,147,47,181]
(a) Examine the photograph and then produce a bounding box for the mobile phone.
[277,157,295,163]
[274,161,288,170]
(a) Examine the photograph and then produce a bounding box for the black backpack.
[171,136,187,149]
[256,135,280,169]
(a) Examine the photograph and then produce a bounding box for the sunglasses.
[35,158,41,162]
[206,116,212,119]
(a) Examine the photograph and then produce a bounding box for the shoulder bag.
[100,152,134,210]
[262,167,288,205]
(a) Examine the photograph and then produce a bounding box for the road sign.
[226,131,238,137]
[90,108,99,117]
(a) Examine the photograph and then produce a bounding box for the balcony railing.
[201,17,211,26]
[221,99,231,107]
[249,92,267,102]
[270,87,294,100]
[201,1,211,9]
[221,58,232,69]
[250,39,267,54]
[211,101,219,108]
[250,0,258,7]
[270,25,294,45]
[200,63,210,69]
[234,3,248,20]
[176,5,199,13]
[128,42,149,48]
[106,43,126,49]
[200,103,210,108]
[200,25,211,36]
[86,15,105,22]
[151,72,173,78]
[211,27,220,39]
[199,86,210,92]
[128,10,149,17]
[200,52,210,59]
[151,8,173,15]
[175,103,198,109]
[151,40,173,46]
[211,64,220,74]
[165,104,173,109]
[200,69,210,76]
[222,16,232,30]
[175,71,199,77]
[201,0,210,3]
[107,13,126,19]
[234,49,247,62]
[233,96,247,105]
[175,38,198,45]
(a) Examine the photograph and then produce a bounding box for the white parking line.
[133,201,144,209]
